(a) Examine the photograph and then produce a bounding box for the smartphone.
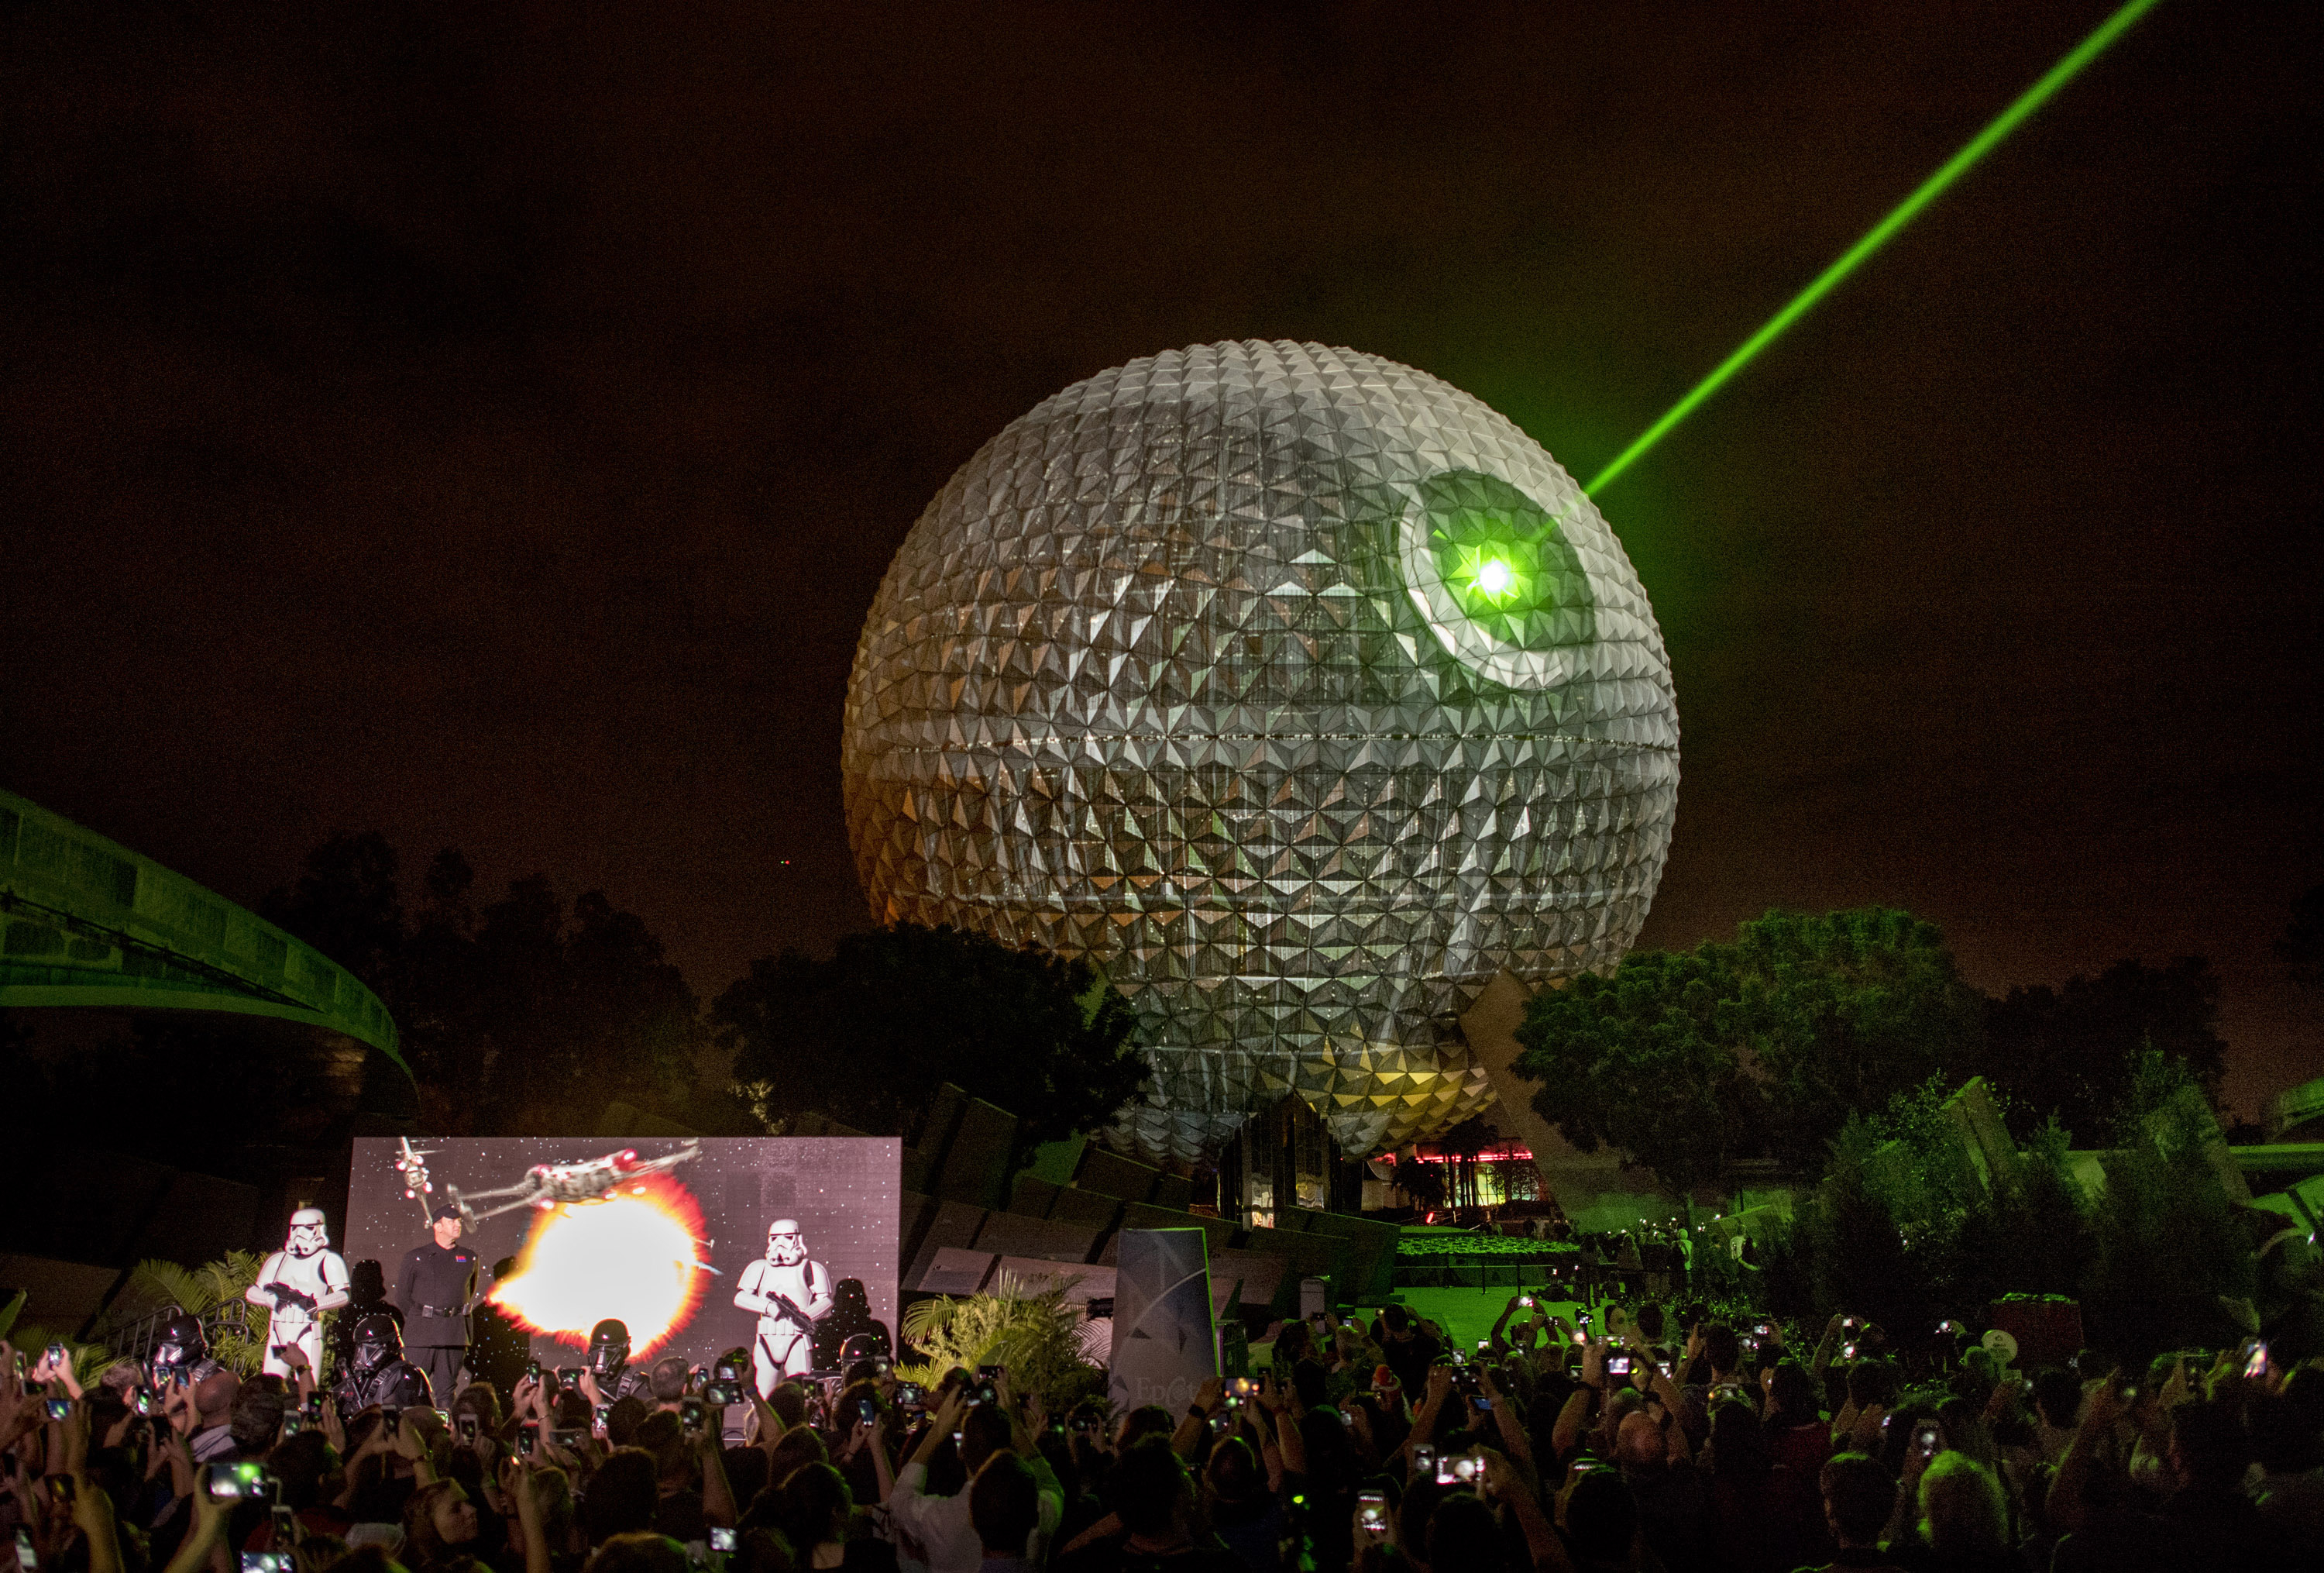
[282,1416,306,1437]
[1231,1376,1259,1397]
[305,1392,324,1420]
[557,1367,583,1392]
[1753,1322,1772,1337]
[517,1422,538,1458]
[974,1382,998,1406]
[1449,1348,1466,1368]
[1576,1310,1592,1326]
[708,1529,737,1554]
[1519,1296,1535,1309]
[896,1382,926,1409]
[1208,1411,1232,1436]
[2242,1341,2270,1381]
[207,1461,270,1503]
[458,1415,479,1444]
[682,1399,706,1430]
[44,1342,67,1366]
[1841,1343,1858,1361]
[45,1398,73,1420]
[1412,1444,1435,1478]
[703,1380,741,1406]
[241,1557,290,1573]
[594,1403,613,1429]
[16,1530,38,1573]
[526,1360,542,1382]
[132,1386,161,1417]
[1606,1355,1631,1376]
[1470,1395,1493,1413]
[1913,1423,1943,1461]
[1435,1452,1459,1485]
[1357,1490,1387,1535]
[552,1429,583,1450]
[1452,1451,1483,1484]
[976,1364,1004,1380]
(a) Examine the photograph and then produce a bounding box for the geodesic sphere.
[842,342,1678,1162]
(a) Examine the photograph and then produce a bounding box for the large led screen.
[343,1137,898,1389]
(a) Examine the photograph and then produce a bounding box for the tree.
[262,834,720,1134]
[713,922,1150,1150]
[1728,909,1987,1174]
[1980,957,2228,1142]
[1511,942,1767,1195]
[1510,908,1984,1193]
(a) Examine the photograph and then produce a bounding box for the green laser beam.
[1586,0,2166,497]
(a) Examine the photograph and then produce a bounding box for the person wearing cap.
[395,1203,481,1402]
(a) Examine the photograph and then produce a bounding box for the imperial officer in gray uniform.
[395,1203,480,1400]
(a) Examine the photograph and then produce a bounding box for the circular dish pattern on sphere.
[842,342,1679,1163]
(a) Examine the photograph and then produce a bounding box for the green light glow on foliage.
[1586,0,2167,497]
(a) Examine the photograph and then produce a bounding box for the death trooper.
[585,1318,654,1403]
[733,1218,833,1396]
[332,1309,434,1413]
[243,1207,352,1379]
[149,1312,222,1387]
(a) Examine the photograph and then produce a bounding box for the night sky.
[4,3,2316,1118]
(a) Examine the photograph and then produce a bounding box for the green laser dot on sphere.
[1474,557,1515,600]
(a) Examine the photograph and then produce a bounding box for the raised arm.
[696,1425,736,1528]
[1809,1313,1845,1385]
[1260,1374,1308,1480]
[1173,1376,1225,1459]
[2047,1380,2125,1537]
[1484,1448,1573,1573]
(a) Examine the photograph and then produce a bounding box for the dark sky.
[4,2,2317,1119]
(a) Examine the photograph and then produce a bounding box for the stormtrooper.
[243,1207,352,1379]
[733,1218,833,1396]
[332,1309,435,1413]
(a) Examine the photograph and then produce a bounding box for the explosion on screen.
[487,1171,711,1356]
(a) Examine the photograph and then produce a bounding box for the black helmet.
[349,1310,404,1375]
[587,1318,631,1378]
[152,1313,207,1372]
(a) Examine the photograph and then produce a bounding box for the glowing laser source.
[1587,0,2166,496]
[488,1170,710,1357]
[1473,556,1516,600]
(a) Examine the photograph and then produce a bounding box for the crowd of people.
[4,1286,2319,1573]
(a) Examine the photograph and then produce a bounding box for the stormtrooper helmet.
[287,1207,330,1256]
[766,1220,806,1266]
[152,1313,207,1374]
[587,1318,631,1378]
[349,1311,403,1375]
